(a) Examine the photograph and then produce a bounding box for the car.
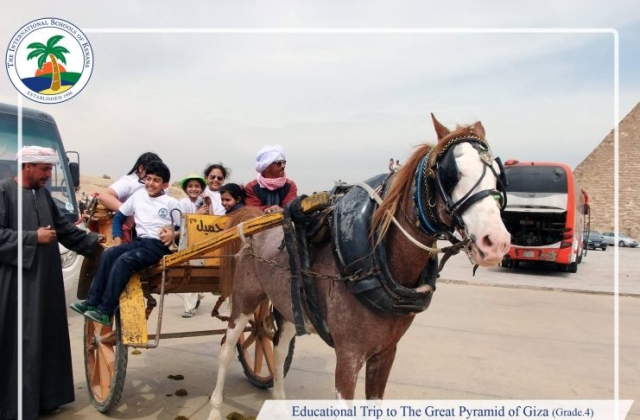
[601,232,639,248]
[583,231,607,251]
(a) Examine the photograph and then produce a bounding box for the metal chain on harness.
[240,245,379,282]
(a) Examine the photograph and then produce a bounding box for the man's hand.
[264,205,283,214]
[37,226,57,244]
[113,237,122,246]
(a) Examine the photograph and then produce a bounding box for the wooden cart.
[77,194,328,412]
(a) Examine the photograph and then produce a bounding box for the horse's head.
[428,114,511,266]
[372,114,510,267]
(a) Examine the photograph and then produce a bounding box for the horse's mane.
[371,144,432,241]
[219,206,265,299]
[371,124,483,241]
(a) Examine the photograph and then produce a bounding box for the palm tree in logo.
[26,35,70,92]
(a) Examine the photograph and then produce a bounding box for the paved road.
[438,241,639,296]
[59,245,639,419]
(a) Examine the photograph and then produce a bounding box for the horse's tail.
[219,206,265,299]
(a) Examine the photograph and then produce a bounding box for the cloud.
[1,3,638,193]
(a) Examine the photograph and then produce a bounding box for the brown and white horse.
[206,115,511,420]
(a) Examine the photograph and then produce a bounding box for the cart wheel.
[84,310,128,412]
[236,300,295,389]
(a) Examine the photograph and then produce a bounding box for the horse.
[206,114,511,420]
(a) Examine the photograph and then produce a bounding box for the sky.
[2,1,639,194]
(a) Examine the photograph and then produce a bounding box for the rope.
[351,182,444,254]
[235,222,251,257]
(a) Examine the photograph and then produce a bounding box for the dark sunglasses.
[273,160,287,167]
[208,175,225,181]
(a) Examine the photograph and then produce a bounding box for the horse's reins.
[369,134,507,272]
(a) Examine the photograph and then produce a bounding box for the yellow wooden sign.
[178,214,229,267]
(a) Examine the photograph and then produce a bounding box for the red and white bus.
[501,160,590,273]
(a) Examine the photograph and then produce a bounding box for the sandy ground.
[76,174,186,201]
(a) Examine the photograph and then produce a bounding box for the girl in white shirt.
[99,152,162,212]
[202,163,228,216]
[177,172,208,317]
[178,172,208,215]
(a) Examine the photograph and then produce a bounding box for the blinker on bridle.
[414,135,508,236]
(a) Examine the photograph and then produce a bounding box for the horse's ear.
[471,121,486,137]
[431,113,450,141]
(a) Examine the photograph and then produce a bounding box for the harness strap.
[351,181,443,254]
[283,199,334,346]
[281,218,310,337]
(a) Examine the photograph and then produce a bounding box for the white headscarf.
[16,146,59,164]
[255,145,285,173]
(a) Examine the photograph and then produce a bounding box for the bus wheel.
[500,257,510,268]
[568,262,578,273]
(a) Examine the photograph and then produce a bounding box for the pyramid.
[574,102,640,240]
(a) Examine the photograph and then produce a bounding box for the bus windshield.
[0,112,79,221]
[504,165,568,194]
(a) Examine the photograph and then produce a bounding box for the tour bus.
[0,103,84,291]
[500,160,589,273]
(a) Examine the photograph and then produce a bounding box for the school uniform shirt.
[204,188,226,215]
[119,189,181,240]
[109,173,144,202]
[179,196,200,214]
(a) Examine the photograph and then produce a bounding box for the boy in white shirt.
[70,161,180,325]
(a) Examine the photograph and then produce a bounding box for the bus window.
[504,165,568,194]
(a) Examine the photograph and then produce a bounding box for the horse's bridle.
[413,134,508,237]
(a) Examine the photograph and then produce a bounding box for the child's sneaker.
[83,309,111,325]
[69,300,95,315]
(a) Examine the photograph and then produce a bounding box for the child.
[70,161,180,325]
[177,172,207,317]
[202,163,229,215]
[178,171,208,215]
[219,183,246,214]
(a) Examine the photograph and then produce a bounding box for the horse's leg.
[272,320,296,400]
[334,350,366,399]
[207,313,251,420]
[364,345,397,399]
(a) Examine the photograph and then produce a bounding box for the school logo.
[5,18,93,104]
[158,208,168,218]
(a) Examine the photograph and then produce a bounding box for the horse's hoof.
[205,410,222,420]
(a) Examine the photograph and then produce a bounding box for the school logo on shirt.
[5,18,93,104]
[158,208,168,218]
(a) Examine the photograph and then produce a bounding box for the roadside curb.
[438,277,640,298]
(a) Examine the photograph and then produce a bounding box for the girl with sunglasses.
[201,163,228,216]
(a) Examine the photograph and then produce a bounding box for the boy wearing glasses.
[245,145,298,213]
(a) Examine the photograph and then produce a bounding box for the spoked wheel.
[236,300,295,389]
[84,310,128,412]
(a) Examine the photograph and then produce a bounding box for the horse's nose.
[479,231,511,262]
[482,233,511,253]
